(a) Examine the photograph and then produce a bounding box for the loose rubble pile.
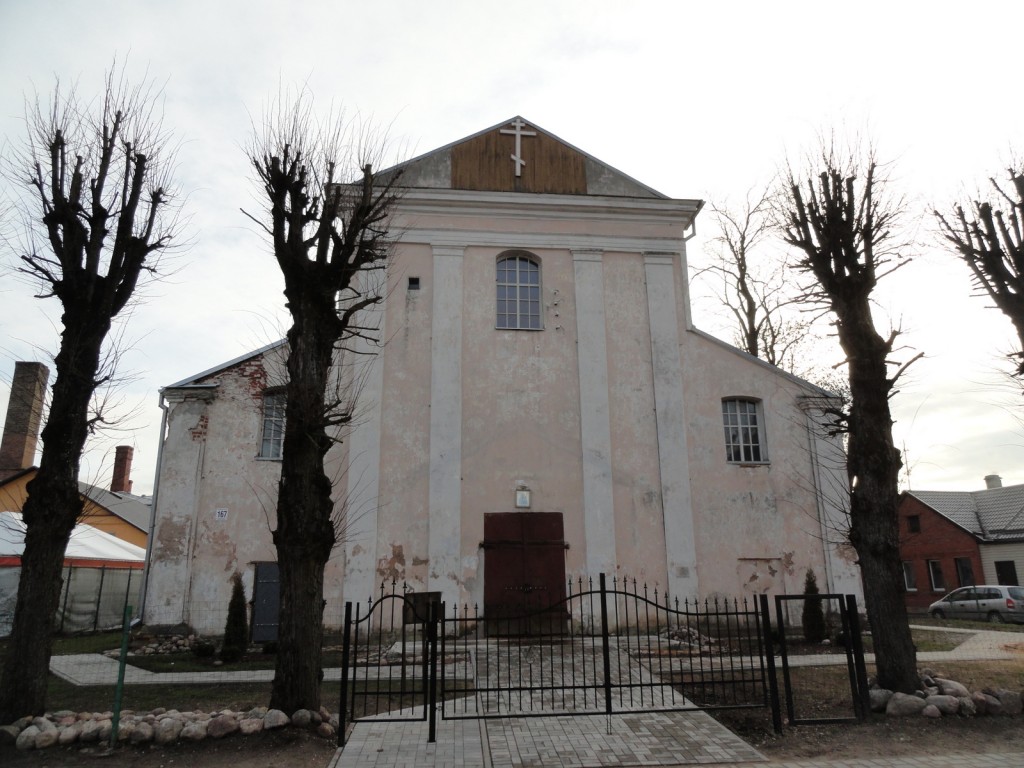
[1,706,338,750]
[872,668,1023,719]
[103,632,198,658]
[664,624,719,647]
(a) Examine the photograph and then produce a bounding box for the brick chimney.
[111,445,134,493]
[0,362,50,480]
[984,474,1003,490]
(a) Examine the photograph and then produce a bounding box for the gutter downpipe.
[800,396,838,593]
[679,210,700,331]
[136,390,168,622]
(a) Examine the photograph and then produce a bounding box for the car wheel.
[931,609,945,619]
[988,611,1005,624]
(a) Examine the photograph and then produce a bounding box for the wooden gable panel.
[451,125,587,194]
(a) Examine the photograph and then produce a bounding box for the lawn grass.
[910,615,1024,633]
[126,647,346,673]
[860,626,965,654]
[43,676,279,715]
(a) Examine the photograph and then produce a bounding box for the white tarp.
[1,511,145,636]
[0,510,145,563]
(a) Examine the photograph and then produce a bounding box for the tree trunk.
[269,543,328,713]
[840,305,919,693]
[269,286,340,713]
[0,321,104,721]
[0,523,71,720]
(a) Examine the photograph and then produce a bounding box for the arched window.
[496,251,542,330]
[721,398,767,463]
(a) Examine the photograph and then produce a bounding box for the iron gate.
[338,574,792,744]
[774,593,870,725]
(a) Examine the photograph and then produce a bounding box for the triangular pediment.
[381,117,665,198]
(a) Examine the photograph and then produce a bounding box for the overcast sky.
[1,0,1023,496]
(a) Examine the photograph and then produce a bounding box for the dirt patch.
[712,708,1024,760]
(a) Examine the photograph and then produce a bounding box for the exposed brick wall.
[111,445,134,493]
[0,361,50,479]
[898,494,984,612]
[199,355,271,404]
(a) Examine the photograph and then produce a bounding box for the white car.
[928,585,1024,624]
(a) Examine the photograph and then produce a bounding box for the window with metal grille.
[496,252,542,330]
[259,391,286,460]
[722,398,766,463]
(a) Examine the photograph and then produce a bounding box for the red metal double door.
[482,511,567,634]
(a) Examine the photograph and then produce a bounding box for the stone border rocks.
[873,668,1023,720]
[2,706,339,751]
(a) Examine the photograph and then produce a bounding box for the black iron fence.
[439,575,774,720]
[335,574,872,745]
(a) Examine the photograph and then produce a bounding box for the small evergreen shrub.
[220,572,249,663]
[193,640,216,658]
[262,641,279,655]
[801,568,827,644]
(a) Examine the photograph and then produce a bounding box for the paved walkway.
[330,714,1023,768]
[333,709,765,768]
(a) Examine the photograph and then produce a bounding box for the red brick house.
[899,476,1024,614]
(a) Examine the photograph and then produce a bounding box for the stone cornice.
[396,187,701,226]
[397,229,685,254]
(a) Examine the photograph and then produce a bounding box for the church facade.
[142,118,861,634]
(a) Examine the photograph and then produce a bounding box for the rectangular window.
[902,561,917,591]
[955,557,975,587]
[995,560,1020,586]
[906,515,921,533]
[259,392,286,460]
[927,560,945,592]
[722,399,766,463]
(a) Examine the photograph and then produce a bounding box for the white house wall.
[980,542,1024,585]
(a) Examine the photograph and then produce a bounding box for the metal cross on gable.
[499,117,537,177]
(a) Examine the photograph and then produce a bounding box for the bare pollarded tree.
[0,67,180,721]
[244,91,401,714]
[778,141,920,694]
[695,185,811,371]
[935,167,1024,374]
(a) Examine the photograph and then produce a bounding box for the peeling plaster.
[155,519,190,560]
[836,543,858,564]
[780,551,796,575]
[377,543,406,583]
[189,414,208,441]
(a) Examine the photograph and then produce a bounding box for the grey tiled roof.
[910,485,1024,542]
[79,482,151,533]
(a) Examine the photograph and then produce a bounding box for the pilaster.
[644,252,699,599]
[572,248,616,575]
